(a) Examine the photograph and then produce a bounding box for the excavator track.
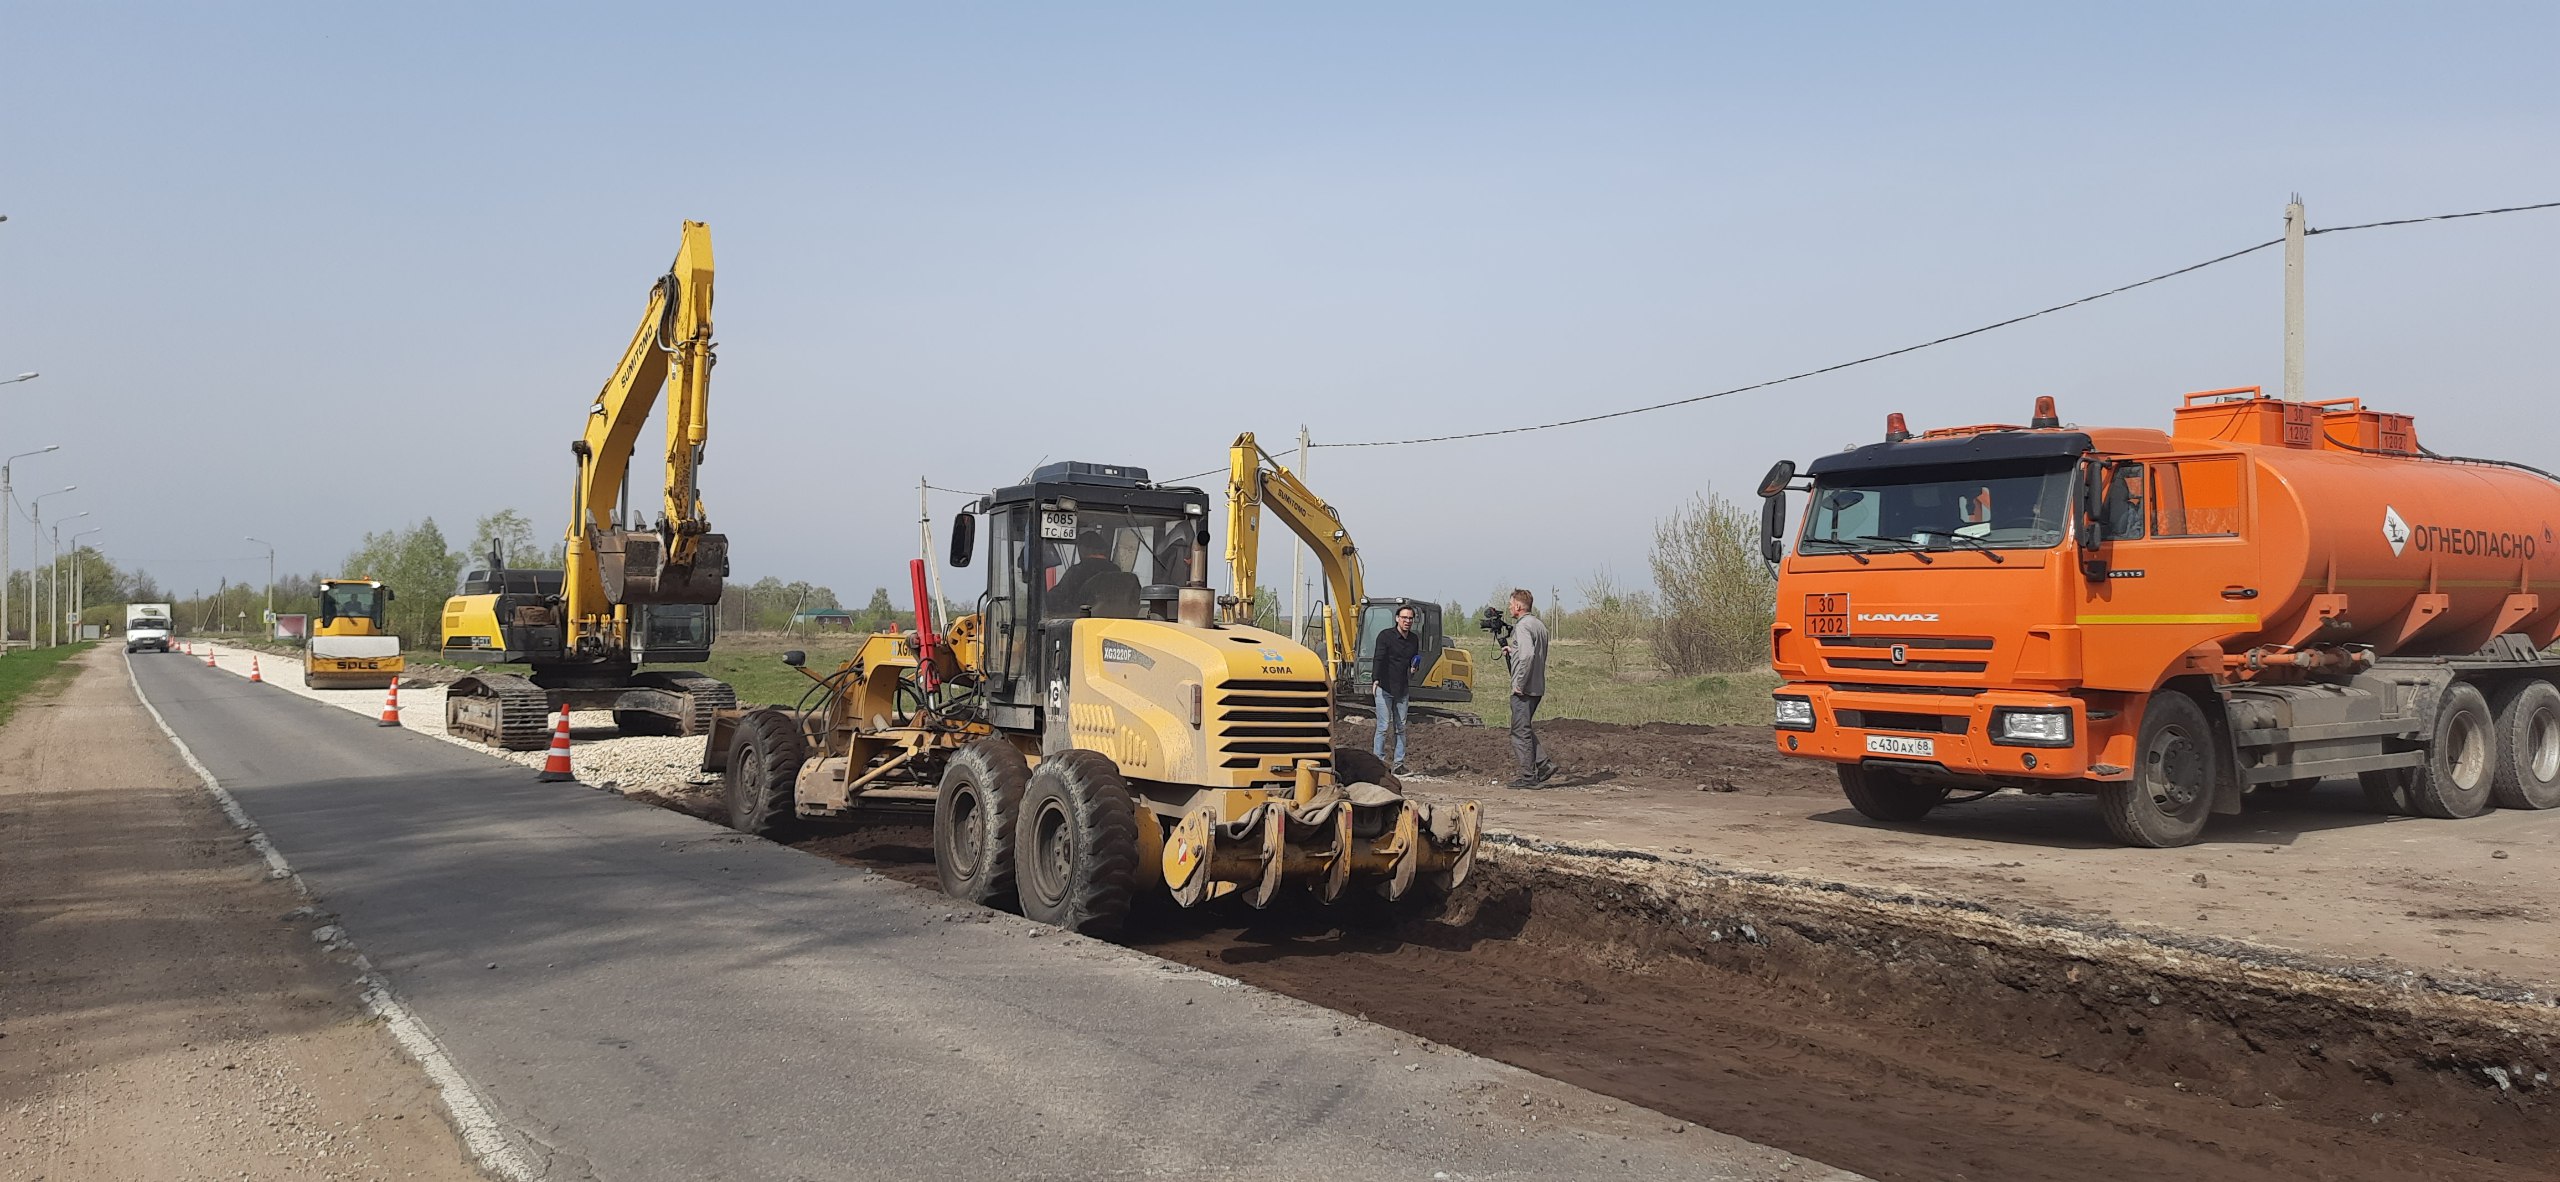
[628,671,737,737]
[446,672,554,750]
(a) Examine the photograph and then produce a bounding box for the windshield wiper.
[1799,538,1871,565]
[1851,535,1933,563]
[1908,529,2006,563]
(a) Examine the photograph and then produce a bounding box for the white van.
[125,603,174,653]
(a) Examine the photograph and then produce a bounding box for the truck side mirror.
[948,511,976,568]
[1759,492,1788,565]
[383,587,396,601]
[1756,459,1797,499]
[2076,460,2108,578]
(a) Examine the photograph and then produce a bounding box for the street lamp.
[0,373,37,386]
[28,487,75,647]
[51,512,90,646]
[0,445,59,653]
[70,526,101,640]
[244,536,276,628]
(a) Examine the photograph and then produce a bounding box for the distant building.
[792,608,859,631]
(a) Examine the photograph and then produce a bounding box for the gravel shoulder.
[0,647,481,1182]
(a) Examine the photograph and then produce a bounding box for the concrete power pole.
[2283,195,2307,400]
[1290,425,1309,644]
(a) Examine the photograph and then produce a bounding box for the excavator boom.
[1223,432,1364,682]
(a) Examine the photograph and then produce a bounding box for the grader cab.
[705,461,1480,934]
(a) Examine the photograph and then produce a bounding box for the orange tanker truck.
[1756,387,2560,848]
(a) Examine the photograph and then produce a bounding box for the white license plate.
[1864,734,1936,758]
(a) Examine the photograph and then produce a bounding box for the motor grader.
[703,461,1481,934]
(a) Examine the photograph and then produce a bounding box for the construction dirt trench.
[141,647,2560,1180]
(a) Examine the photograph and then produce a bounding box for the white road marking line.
[124,652,540,1182]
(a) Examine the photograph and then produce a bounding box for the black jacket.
[1373,626,1423,698]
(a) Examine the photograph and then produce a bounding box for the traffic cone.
[377,677,402,727]
[537,711,575,782]
[204,645,216,668]
[248,656,263,683]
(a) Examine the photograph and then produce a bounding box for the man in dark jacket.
[1371,604,1423,775]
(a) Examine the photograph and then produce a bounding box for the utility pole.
[246,537,276,628]
[47,512,84,647]
[1,444,59,654]
[1290,425,1309,643]
[2283,195,2306,400]
[70,528,100,637]
[918,477,949,625]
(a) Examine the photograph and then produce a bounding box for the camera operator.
[1502,589,1555,787]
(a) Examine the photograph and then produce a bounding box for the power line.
[1308,198,2560,451]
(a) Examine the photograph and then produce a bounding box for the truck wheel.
[1013,749,1139,936]
[2100,691,2217,848]
[1837,763,1948,822]
[722,709,806,838]
[2405,682,2496,819]
[1332,748,1404,792]
[2490,680,2560,810]
[934,739,1030,908]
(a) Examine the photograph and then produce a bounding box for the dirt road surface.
[0,648,480,1181]
[1360,717,2560,990]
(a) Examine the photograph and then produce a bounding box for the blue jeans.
[1372,686,1411,764]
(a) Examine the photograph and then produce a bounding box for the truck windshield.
[1799,459,2075,554]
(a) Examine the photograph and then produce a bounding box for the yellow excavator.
[438,221,733,748]
[703,460,1480,935]
[304,578,402,689]
[1222,433,1477,723]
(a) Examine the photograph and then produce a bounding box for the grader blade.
[1159,786,1483,910]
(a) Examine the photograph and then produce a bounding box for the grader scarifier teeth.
[1160,786,1481,909]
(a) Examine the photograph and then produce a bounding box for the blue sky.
[4,3,2554,610]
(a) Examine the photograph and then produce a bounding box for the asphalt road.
[127,651,1846,1182]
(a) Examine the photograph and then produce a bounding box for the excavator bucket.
[597,528,729,605]
[1160,774,1481,910]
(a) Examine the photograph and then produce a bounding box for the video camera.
[1477,606,1514,667]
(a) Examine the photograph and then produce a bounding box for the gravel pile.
[174,642,721,796]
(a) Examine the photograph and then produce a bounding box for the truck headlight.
[1990,707,2073,747]
[1773,695,1815,731]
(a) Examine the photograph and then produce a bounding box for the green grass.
[671,632,874,708]
[0,644,94,729]
[1448,634,1775,726]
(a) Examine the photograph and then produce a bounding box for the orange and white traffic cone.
[537,711,575,782]
[377,677,403,727]
[204,645,217,668]
[248,656,263,683]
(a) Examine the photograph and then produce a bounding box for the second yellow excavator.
[438,221,734,747]
[1222,433,1477,723]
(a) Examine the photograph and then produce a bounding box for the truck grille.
[1213,679,1332,771]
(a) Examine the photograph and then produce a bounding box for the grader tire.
[2490,679,2560,811]
[934,739,1030,909]
[1837,763,1947,823]
[1332,747,1403,792]
[1014,750,1139,937]
[722,709,806,838]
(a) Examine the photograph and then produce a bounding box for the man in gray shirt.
[1503,588,1555,787]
